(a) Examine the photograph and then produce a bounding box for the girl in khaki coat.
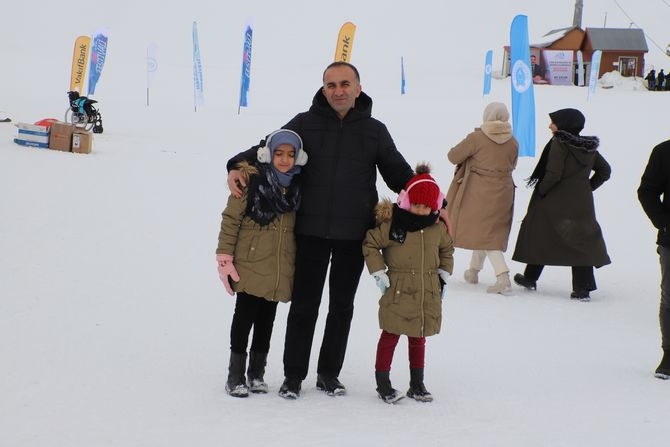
[216,129,307,397]
[363,165,454,404]
[445,102,518,294]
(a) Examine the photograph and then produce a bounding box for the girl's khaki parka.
[216,162,296,302]
[363,200,454,338]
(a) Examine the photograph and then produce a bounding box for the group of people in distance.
[645,68,670,91]
[214,61,670,405]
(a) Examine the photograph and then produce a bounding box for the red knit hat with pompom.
[404,164,441,211]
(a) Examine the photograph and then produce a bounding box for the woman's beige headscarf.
[482,101,510,123]
[480,102,513,144]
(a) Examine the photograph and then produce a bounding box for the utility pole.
[573,0,584,28]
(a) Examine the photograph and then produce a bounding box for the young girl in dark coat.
[216,129,306,397]
[363,164,454,403]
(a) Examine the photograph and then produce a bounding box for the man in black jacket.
[638,139,670,380]
[226,62,414,398]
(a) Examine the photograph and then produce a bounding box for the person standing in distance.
[226,62,414,398]
[638,139,670,379]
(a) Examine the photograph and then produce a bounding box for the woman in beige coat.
[445,102,518,294]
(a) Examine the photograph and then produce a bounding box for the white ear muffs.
[257,146,272,163]
[256,129,308,166]
[295,149,308,166]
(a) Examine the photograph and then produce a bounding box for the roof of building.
[543,26,579,38]
[586,28,649,52]
[531,26,581,48]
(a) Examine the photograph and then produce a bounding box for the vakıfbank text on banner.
[70,36,91,94]
[334,22,356,62]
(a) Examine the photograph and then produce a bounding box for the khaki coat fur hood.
[374,198,394,225]
[236,160,258,189]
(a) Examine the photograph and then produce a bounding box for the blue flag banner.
[576,50,584,86]
[401,56,406,95]
[483,49,493,96]
[509,15,536,157]
[588,50,602,100]
[87,29,108,96]
[192,21,204,111]
[239,19,253,113]
[146,43,158,106]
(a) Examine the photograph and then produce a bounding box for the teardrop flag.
[334,22,356,62]
[70,35,92,94]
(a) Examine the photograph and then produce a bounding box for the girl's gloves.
[371,269,450,297]
[371,270,390,294]
[438,269,450,285]
[216,254,240,295]
[438,269,450,300]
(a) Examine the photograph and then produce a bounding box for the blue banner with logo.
[87,29,108,96]
[483,49,493,96]
[146,43,158,106]
[401,56,406,95]
[577,50,584,86]
[588,50,601,100]
[509,15,536,157]
[193,21,204,111]
[238,19,253,112]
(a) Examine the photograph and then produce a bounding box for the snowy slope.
[2,1,670,446]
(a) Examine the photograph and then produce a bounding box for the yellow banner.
[334,22,356,62]
[70,35,91,93]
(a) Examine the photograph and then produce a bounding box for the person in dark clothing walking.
[657,69,665,91]
[512,108,611,300]
[637,139,670,380]
[645,69,656,90]
[226,62,414,399]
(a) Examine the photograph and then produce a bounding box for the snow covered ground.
[2,1,670,446]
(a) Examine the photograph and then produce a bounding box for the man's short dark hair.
[323,62,360,83]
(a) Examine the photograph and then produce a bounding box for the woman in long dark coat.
[512,108,611,300]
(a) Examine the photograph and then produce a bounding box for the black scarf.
[245,163,301,226]
[525,138,553,188]
[389,204,439,244]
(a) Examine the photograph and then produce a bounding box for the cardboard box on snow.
[14,122,49,148]
[49,122,74,151]
[72,130,92,154]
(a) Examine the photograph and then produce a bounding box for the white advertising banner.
[542,50,574,85]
